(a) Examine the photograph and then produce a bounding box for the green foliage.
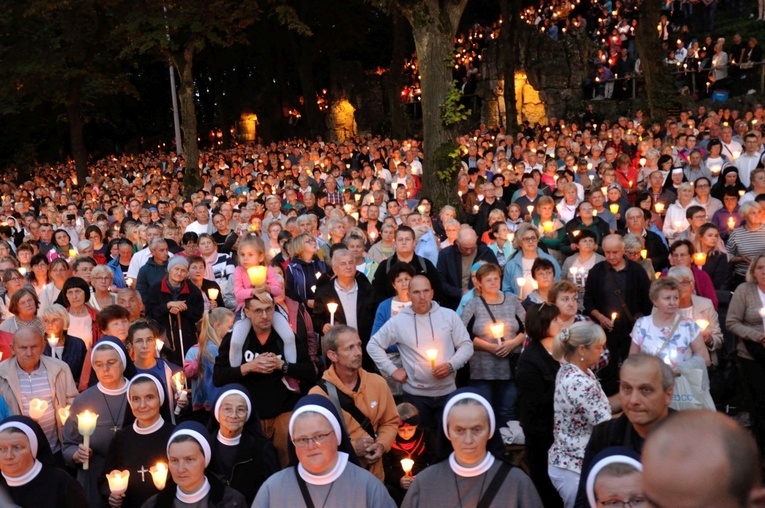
[440,80,470,127]
[432,140,462,183]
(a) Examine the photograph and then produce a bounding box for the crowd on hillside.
[0,101,764,507]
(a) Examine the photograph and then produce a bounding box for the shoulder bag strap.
[323,381,350,437]
[479,296,498,323]
[293,467,316,508]
[605,267,635,323]
[326,381,376,439]
[656,318,682,357]
[477,461,513,508]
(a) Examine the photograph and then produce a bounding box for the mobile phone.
[67,214,75,220]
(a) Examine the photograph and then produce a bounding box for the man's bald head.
[13,326,43,346]
[408,275,433,314]
[456,228,478,257]
[643,410,763,508]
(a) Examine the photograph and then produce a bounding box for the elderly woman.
[556,182,582,224]
[89,265,117,311]
[40,303,88,384]
[584,448,644,508]
[100,373,175,508]
[187,255,224,312]
[55,276,100,351]
[63,338,130,508]
[206,385,279,504]
[502,223,561,299]
[253,394,395,507]
[548,322,612,507]
[0,416,88,507]
[727,254,765,451]
[622,233,656,281]
[141,421,247,507]
[438,219,460,250]
[516,303,563,507]
[726,201,765,288]
[285,233,329,309]
[0,287,43,361]
[533,196,566,263]
[461,263,526,425]
[401,389,543,507]
[368,222,397,262]
[663,182,697,243]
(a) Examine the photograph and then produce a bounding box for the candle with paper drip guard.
[18,267,26,276]
[150,462,168,490]
[69,249,77,258]
[640,249,648,259]
[542,221,554,233]
[326,302,339,326]
[401,458,415,477]
[728,217,736,230]
[106,470,130,496]
[696,319,709,331]
[155,338,164,358]
[426,349,438,370]
[28,398,48,421]
[47,334,59,349]
[125,277,134,288]
[654,203,665,214]
[207,288,219,300]
[58,405,71,425]
[247,266,267,286]
[77,410,99,470]
[693,253,707,267]
[609,204,620,214]
[526,205,534,216]
[172,372,187,416]
[489,322,504,345]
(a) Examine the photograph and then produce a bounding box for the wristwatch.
[281,362,289,374]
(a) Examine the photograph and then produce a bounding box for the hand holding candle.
[172,372,187,416]
[696,319,709,331]
[58,405,71,426]
[77,410,99,470]
[28,399,48,421]
[426,349,438,371]
[401,458,415,477]
[327,302,338,326]
[489,322,504,345]
[207,288,219,300]
[150,462,168,490]
[106,470,130,496]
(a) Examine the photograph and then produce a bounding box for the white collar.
[297,451,349,486]
[217,431,241,447]
[97,380,128,396]
[133,416,164,435]
[448,452,495,478]
[176,476,211,504]
[3,459,42,486]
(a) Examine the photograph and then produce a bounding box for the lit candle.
[569,266,578,276]
[458,191,463,198]
[572,230,581,237]
[248,266,268,286]
[696,319,709,331]
[69,249,77,258]
[516,277,526,291]
[426,349,438,370]
[609,204,619,214]
[655,203,665,214]
[611,312,618,322]
[106,470,130,496]
[172,372,187,415]
[732,151,741,160]
[526,205,534,215]
[472,205,479,213]
[693,252,707,267]
[155,338,164,357]
[531,279,539,290]
[58,405,70,426]
[673,220,682,230]
[728,217,736,230]
[710,164,721,175]
[489,322,505,345]
[315,271,322,280]
[18,267,26,276]
[150,463,168,490]
[601,186,608,195]
[207,288,219,300]
[401,458,415,477]
[77,410,99,470]
[310,285,316,293]
[125,277,134,288]
[542,221,554,233]
[369,230,377,241]
[739,190,746,197]
[327,302,339,326]
[417,205,426,214]
[28,398,48,421]
[48,335,59,348]
[640,249,648,259]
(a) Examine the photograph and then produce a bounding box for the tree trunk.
[635,0,672,119]
[500,0,520,135]
[66,77,88,187]
[295,40,324,138]
[175,46,201,194]
[385,9,409,138]
[399,0,468,209]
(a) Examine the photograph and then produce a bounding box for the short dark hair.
[96,305,131,331]
[531,257,555,278]
[524,303,559,342]
[669,239,695,256]
[386,262,416,284]
[685,205,705,220]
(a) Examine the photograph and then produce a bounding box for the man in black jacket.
[573,354,674,508]
[312,249,376,371]
[584,235,652,395]
[469,181,506,239]
[436,228,498,310]
[622,207,670,271]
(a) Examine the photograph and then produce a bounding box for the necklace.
[100,390,127,433]
[453,469,488,508]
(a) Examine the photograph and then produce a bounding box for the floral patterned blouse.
[548,362,611,473]
[630,316,701,367]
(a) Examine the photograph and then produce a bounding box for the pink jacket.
[233,265,283,310]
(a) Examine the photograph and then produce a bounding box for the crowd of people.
[0,100,763,506]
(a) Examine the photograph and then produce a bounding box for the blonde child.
[232,235,283,311]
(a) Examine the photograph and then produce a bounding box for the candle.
[696,319,709,331]
[18,267,26,276]
[77,410,99,470]
[426,349,438,370]
[609,204,619,214]
[369,230,377,241]
[673,220,682,230]
[48,335,59,348]
[572,230,580,237]
[458,191,463,198]
[315,271,322,280]
[150,463,168,490]
[601,186,608,195]
[526,205,534,215]
[247,266,267,286]
[28,398,48,421]
[640,249,648,259]
[172,372,187,416]
[417,205,426,214]
[569,266,578,276]
[310,285,316,293]
[759,308,765,319]
[516,277,526,290]
[728,217,736,230]
[472,205,479,213]
[531,279,539,290]
[732,151,741,160]
[401,458,415,477]
[155,338,164,357]
[654,203,665,214]
[69,249,77,258]
[542,221,554,233]
[106,470,130,496]
[710,164,721,175]
[489,322,504,345]
[327,302,338,326]
[207,288,219,300]
[58,405,71,426]
[611,312,618,322]
[693,252,707,267]
[592,209,597,216]
[125,277,134,288]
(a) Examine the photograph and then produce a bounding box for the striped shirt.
[16,362,58,453]
[726,224,765,275]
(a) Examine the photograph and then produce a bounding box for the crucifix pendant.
[111,425,120,433]
[137,465,149,482]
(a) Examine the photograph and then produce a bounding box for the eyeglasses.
[598,497,647,507]
[5,277,23,282]
[293,432,333,448]
[221,407,248,417]
[249,307,274,316]
[521,236,538,243]
[93,276,111,282]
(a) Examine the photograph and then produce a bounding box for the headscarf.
[584,447,643,508]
